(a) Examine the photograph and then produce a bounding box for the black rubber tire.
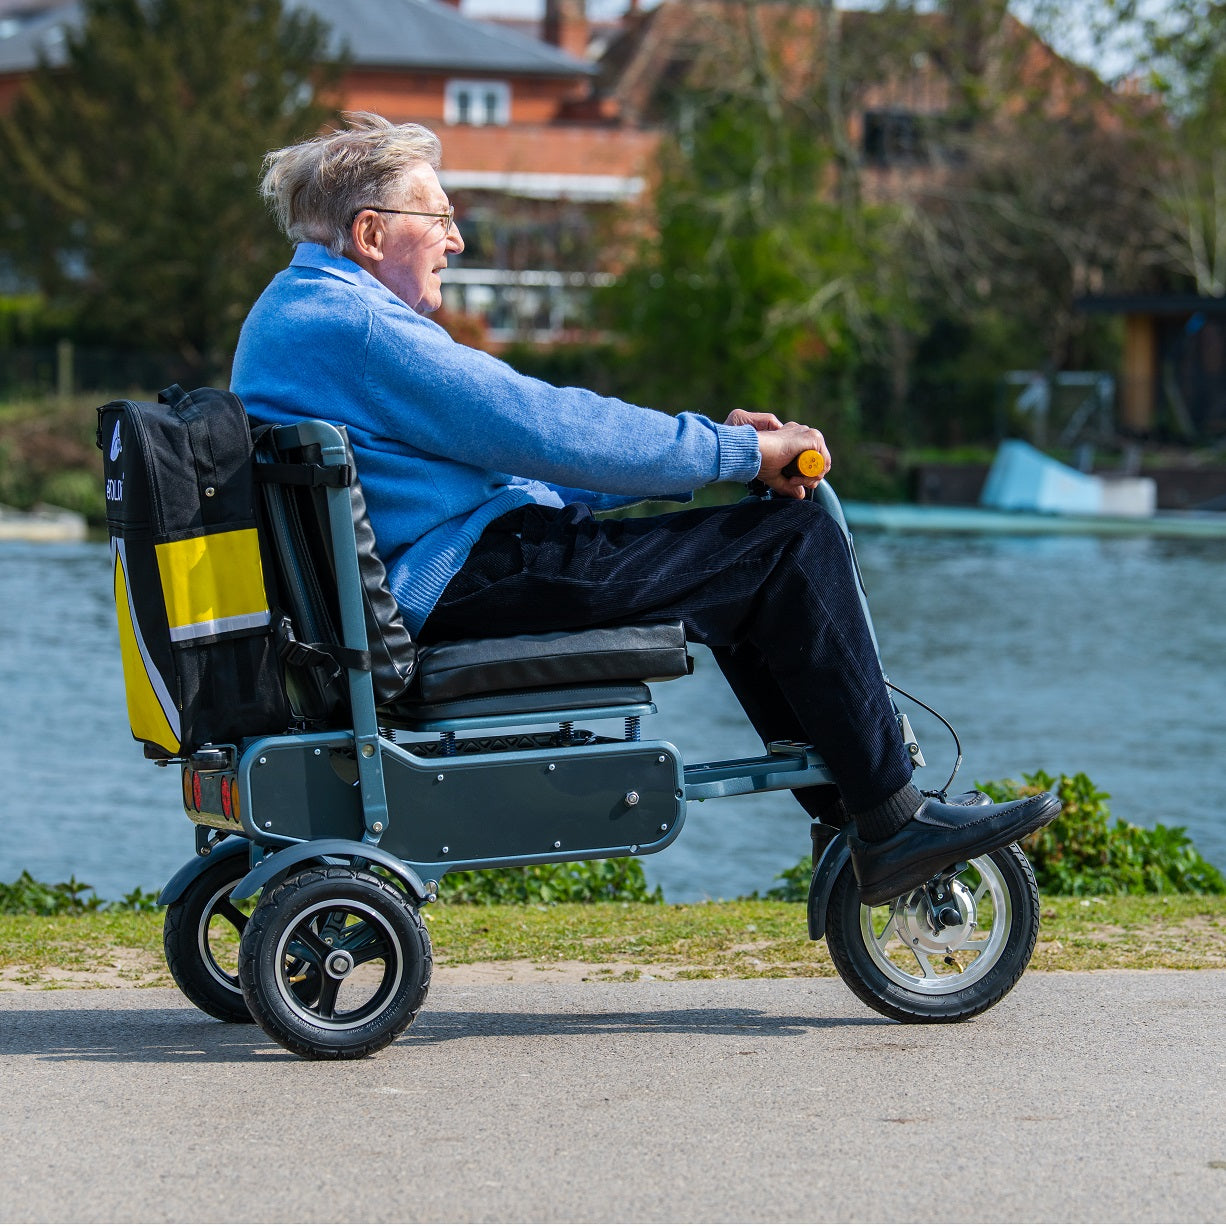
[238,866,432,1060]
[162,854,254,1023]
[825,842,1039,1023]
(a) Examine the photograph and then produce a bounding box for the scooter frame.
[162,419,889,933]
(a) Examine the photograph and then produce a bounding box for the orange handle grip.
[781,449,825,480]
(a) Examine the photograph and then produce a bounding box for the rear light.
[182,769,195,811]
[192,771,203,811]
[229,777,240,820]
[221,777,233,819]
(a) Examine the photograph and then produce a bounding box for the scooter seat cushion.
[412,622,692,703]
[387,682,654,724]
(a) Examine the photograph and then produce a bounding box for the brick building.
[0,0,660,341]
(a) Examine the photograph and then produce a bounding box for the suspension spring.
[625,716,641,742]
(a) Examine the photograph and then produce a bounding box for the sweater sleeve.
[362,307,761,494]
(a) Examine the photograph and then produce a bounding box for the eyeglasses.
[353,204,455,234]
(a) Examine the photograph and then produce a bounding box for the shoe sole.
[857,798,1059,907]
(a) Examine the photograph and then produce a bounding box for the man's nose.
[448,223,465,254]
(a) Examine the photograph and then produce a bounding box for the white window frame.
[445,79,511,127]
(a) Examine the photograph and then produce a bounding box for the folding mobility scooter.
[101,391,1042,1060]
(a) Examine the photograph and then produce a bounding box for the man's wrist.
[714,423,762,484]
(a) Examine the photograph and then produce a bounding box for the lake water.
[2,530,1224,902]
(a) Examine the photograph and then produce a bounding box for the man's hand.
[725,409,784,431]
[724,409,830,498]
[754,421,831,499]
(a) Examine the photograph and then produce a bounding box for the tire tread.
[162,856,254,1024]
[825,843,1039,1024]
[238,866,431,1059]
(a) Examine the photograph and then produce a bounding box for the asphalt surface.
[1,971,1225,1223]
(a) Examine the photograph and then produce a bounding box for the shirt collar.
[290,242,383,291]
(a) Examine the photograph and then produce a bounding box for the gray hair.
[260,111,443,256]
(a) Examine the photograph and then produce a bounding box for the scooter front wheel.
[825,843,1039,1023]
[238,865,432,1059]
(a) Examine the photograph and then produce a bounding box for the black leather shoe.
[848,791,1061,906]
[946,789,992,807]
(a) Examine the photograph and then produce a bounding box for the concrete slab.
[1,973,1224,1222]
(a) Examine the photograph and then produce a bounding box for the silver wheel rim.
[197,880,247,993]
[274,896,404,1032]
[859,854,1012,995]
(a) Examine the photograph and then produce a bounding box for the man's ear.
[349,211,385,262]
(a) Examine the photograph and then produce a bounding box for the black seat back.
[253,424,417,723]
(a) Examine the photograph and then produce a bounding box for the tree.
[0,0,339,379]
[863,1,1161,438]
[1125,0,1226,296]
[1016,0,1226,299]
[909,101,1155,353]
[604,1,907,433]
[600,1,1179,446]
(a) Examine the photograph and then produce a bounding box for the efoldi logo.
[109,421,122,462]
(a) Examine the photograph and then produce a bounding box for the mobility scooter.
[102,394,1041,1060]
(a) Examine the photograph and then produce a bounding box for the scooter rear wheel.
[238,865,432,1059]
[163,853,254,1023]
[825,843,1039,1023]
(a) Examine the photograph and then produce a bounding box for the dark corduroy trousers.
[419,497,914,815]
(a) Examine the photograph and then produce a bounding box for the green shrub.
[11,772,1220,913]
[0,860,658,912]
[39,467,105,520]
[980,771,1226,896]
[0,393,105,519]
[114,885,166,913]
[762,856,814,903]
[0,871,162,915]
[0,871,104,915]
[440,857,662,905]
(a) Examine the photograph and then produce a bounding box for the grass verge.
[3,895,1226,989]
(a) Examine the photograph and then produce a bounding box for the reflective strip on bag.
[155,527,272,643]
[112,539,182,753]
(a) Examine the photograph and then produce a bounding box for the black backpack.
[97,384,290,759]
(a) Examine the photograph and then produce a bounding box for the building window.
[863,110,926,166]
[862,109,969,168]
[445,80,511,127]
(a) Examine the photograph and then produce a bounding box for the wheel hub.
[324,949,355,979]
[894,878,977,954]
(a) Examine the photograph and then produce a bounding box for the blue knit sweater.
[231,244,763,633]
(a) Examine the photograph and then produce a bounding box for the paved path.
[2,972,1225,1223]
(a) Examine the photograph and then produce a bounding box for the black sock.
[852,782,923,842]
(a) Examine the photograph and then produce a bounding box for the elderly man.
[232,112,1058,905]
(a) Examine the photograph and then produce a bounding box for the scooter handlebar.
[781,449,826,480]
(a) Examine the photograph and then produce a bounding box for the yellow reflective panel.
[113,544,181,753]
[155,528,271,641]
